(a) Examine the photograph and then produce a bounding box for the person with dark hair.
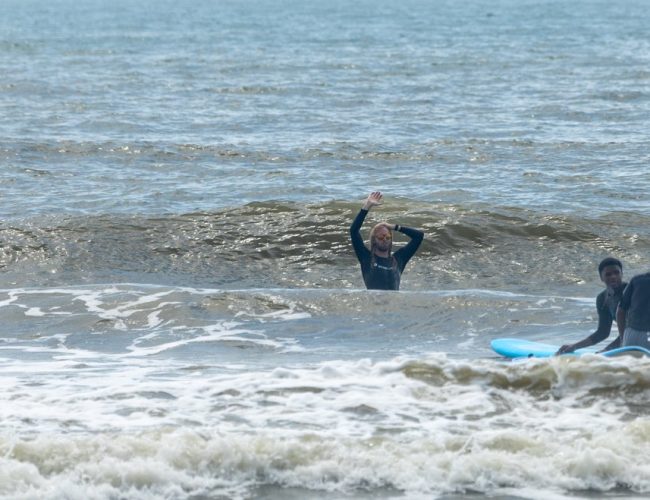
[350,191,424,290]
[556,257,626,355]
[616,271,650,349]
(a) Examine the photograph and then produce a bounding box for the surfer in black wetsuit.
[350,191,424,290]
[616,271,650,349]
[556,257,627,355]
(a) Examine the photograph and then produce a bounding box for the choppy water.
[2,0,650,498]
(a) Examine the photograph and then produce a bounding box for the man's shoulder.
[595,289,608,309]
[629,273,650,289]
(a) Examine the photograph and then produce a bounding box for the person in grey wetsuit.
[556,257,627,355]
[616,271,650,349]
[350,191,424,290]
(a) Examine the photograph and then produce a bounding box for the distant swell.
[0,201,647,289]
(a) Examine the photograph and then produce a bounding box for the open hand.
[363,191,383,210]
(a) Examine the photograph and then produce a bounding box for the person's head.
[598,257,623,289]
[370,222,393,255]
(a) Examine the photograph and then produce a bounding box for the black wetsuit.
[619,273,650,331]
[588,282,627,350]
[349,209,424,290]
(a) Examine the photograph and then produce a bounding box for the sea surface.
[2,0,650,498]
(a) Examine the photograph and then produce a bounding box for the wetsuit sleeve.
[584,292,614,345]
[350,209,370,262]
[393,225,424,270]
[618,280,634,311]
[601,335,621,351]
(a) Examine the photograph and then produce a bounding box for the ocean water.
[2,0,650,498]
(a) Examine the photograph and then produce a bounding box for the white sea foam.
[1,285,649,498]
[0,416,649,499]
[3,354,649,496]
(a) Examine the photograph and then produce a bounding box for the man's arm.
[350,209,370,261]
[392,224,424,269]
[556,294,612,355]
[350,192,383,261]
[599,333,622,352]
[555,323,612,354]
[573,292,630,353]
[616,280,632,333]
[616,306,627,337]
[600,307,628,353]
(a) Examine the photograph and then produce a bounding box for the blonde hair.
[369,222,397,269]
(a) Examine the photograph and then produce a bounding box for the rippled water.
[2,0,650,218]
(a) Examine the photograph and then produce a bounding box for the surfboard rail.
[491,338,650,359]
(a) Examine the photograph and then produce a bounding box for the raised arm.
[350,208,369,260]
[350,192,383,260]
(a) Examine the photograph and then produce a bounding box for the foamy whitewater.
[2,0,650,498]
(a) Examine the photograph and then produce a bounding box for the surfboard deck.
[491,338,650,359]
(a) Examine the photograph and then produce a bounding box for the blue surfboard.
[491,338,650,359]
